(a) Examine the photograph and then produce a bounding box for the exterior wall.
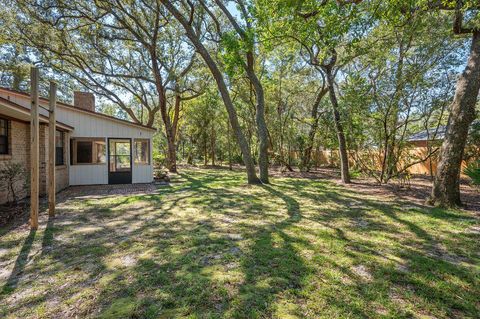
[133,163,154,183]
[0,120,30,205]
[0,119,70,205]
[57,107,154,185]
[70,164,108,185]
[0,90,154,186]
[39,124,48,195]
[40,125,70,195]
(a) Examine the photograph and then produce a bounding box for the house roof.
[0,87,156,132]
[0,96,74,131]
[407,125,447,142]
[407,120,479,142]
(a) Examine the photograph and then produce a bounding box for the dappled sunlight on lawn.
[0,168,478,318]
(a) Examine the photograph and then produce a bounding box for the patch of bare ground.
[0,204,28,229]
[271,166,480,213]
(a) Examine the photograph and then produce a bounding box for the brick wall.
[39,124,47,195]
[0,120,30,204]
[74,91,95,112]
[0,119,70,205]
[40,124,70,197]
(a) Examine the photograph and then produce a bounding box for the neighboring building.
[0,87,156,205]
[406,125,447,147]
[405,123,479,175]
[404,127,445,176]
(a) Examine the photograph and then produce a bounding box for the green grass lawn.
[0,168,479,318]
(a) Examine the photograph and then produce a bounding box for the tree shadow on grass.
[1,169,478,318]
[262,177,479,317]
[41,215,55,255]
[220,184,308,317]
[77,179,311,318]
[2,229,37,295]
[65,173,480,317]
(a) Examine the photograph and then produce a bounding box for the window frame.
[0,118,9,155]
[55,130,65,166]
[70,138,107,165]
[134,138,150,165]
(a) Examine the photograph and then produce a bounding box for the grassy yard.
[0,168,479,318]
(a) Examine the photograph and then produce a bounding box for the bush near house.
[0,162,27,205]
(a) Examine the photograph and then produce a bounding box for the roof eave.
[0,87,156,132]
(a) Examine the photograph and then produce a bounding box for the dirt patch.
[0,203,28,228]
[351,264,373,282]
[346,178,479,213]
[270,167,480,213]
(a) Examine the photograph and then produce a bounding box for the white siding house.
[0,87,155,193]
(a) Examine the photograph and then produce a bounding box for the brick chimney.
[73,91,95,112]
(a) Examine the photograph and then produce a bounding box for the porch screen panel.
[109,139,131,172]
[134,139,149,164]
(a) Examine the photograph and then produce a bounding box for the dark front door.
[108,138,132,184]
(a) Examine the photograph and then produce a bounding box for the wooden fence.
[287,144,472,176]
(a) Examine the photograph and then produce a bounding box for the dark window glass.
[55,130,64,165]
[0,118,8,155]
[71,139,106,165]
[77,141,93,163]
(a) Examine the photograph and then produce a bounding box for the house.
[406,125,447,147]
[405,123,479,175]
[0,87,156,205]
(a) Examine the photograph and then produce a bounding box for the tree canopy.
[1,0,479,206]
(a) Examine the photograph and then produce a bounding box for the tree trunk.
[385,40,406,182]
[151,47,178,173]
[204,132,208,167]
[325,67,351,183]
[211,123,216,166]
[162,0,260,184]
[302,87,328,171]
[245,53,269,183]
[429,31,480,207]
[252,78,270,183]
[166,132,177,173]
[227,120,233,170]
[214,0,268,182]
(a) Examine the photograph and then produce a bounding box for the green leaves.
[219,31,247,77]
[463,160,480,185]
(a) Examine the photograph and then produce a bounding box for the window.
[55,130,65,165]
[71,138,106,165]
[134,139,149,164]
[0,118,8,155]
[76,141,92,163]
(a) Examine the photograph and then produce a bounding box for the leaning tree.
[160,0,263,184]
[424,0,480,207]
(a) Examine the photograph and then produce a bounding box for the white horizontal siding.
[70,164,108,185]
[60,108,154,185]
[133,164,153,183]
[56,107,152,139]
[0,91,155,185]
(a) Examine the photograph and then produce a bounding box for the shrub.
[0,162,27,204]
[464,160,480,186]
